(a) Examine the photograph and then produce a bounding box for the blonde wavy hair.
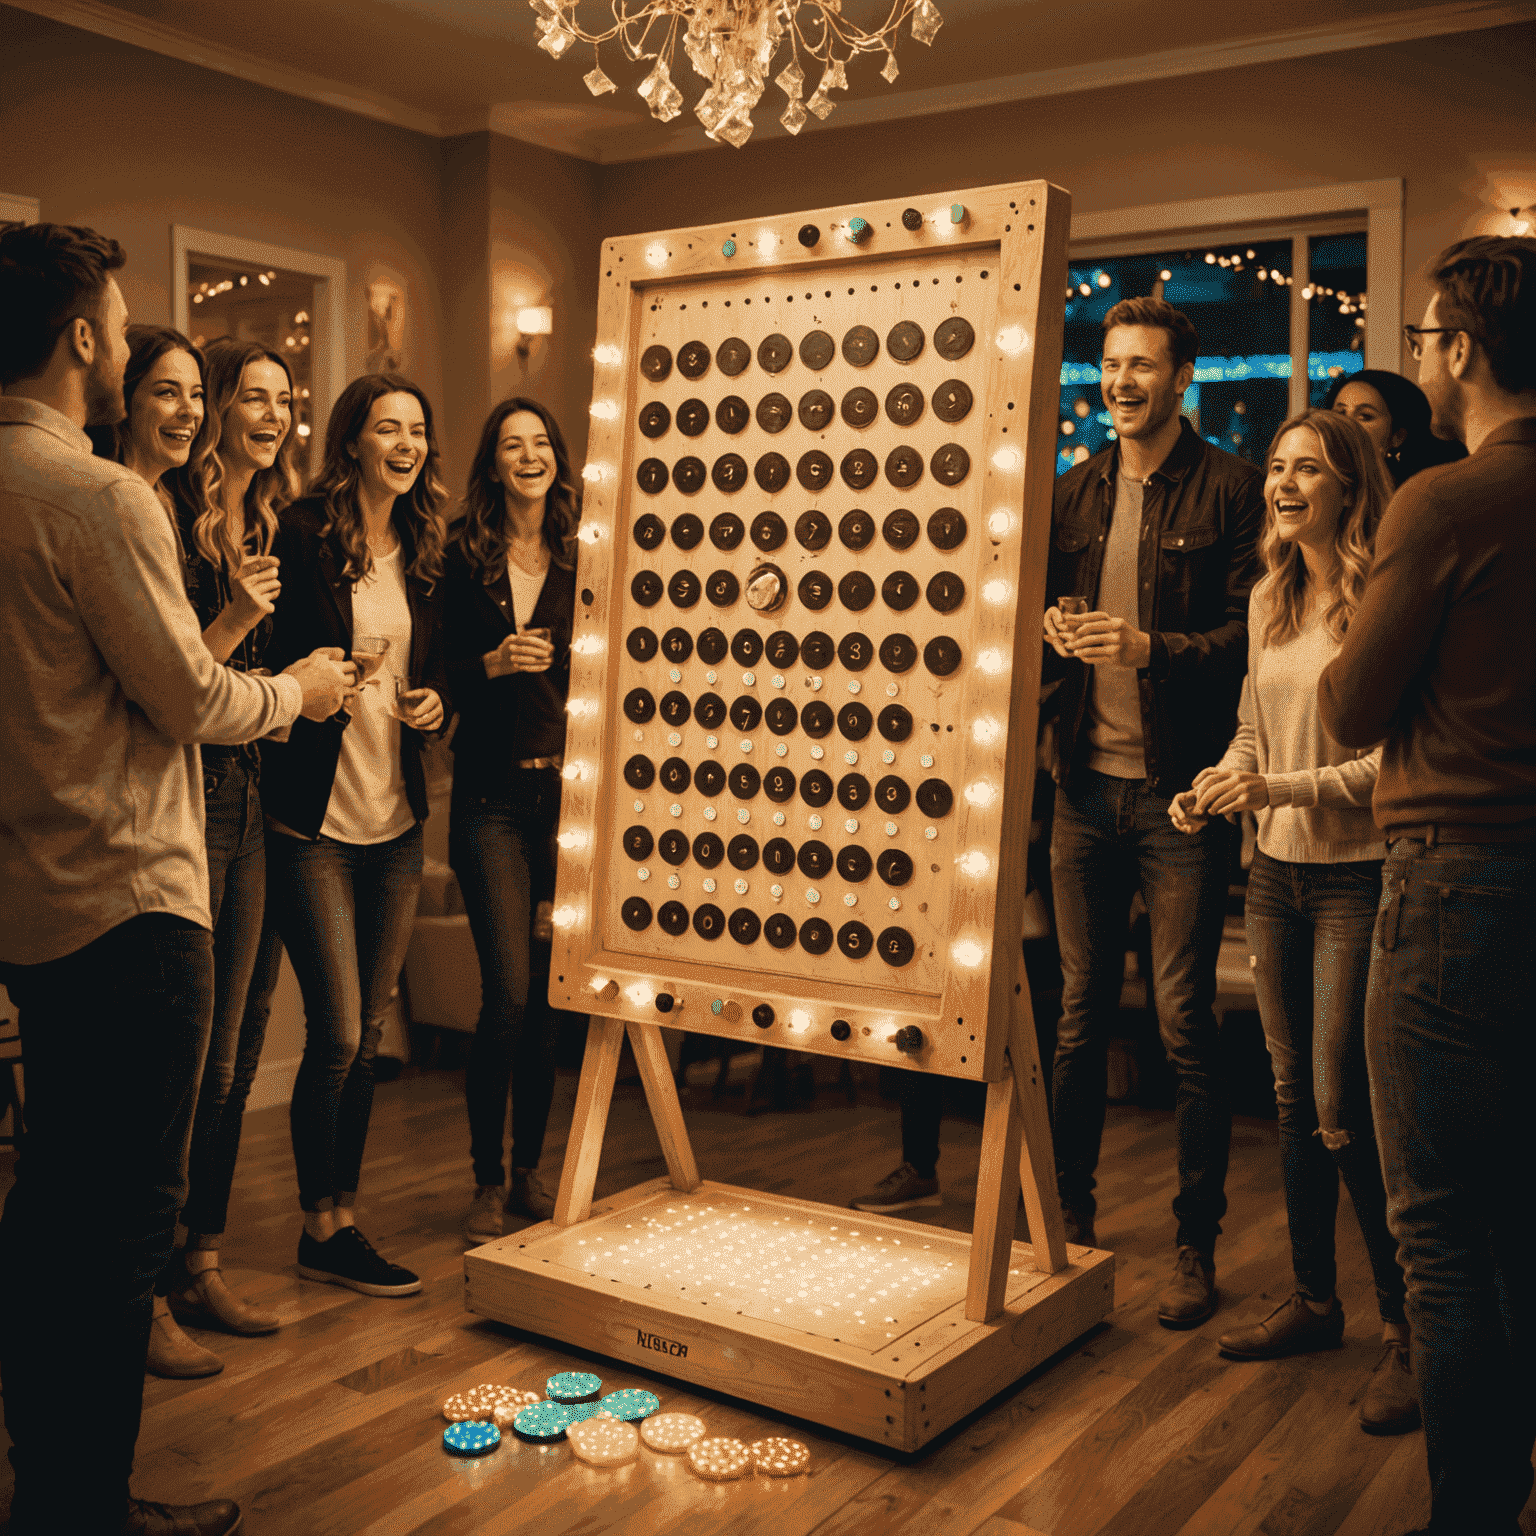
[1257,408,1393,649]
[307,372,449,586]
[194,340,303,572]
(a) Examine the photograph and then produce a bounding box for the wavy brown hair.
[1257,409,1392,650]
[308,372,448,586]
[88,324,211,525]
[457,397,580,584]
[196,339,303,572]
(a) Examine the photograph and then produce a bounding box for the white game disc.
[568,1416,640,1467]
[750,1436,810,1476]
[686,1436,753,1481]
[640,1412,708,1454]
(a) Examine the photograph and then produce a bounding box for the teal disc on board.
[598,1389,662,1422]
[443,1420,501,1456]
[546,1371,603,1403]
[512,1400,577,1442]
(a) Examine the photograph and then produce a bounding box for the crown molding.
[11,0,1536,163]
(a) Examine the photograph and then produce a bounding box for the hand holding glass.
[504,626,555,675]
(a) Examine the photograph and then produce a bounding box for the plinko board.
[469,183,1114,1454]
[465,1180,1114,1454]
[549,182,1069,1084]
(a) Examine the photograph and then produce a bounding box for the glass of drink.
[352,635,390,687]
[1058,596,1089,619]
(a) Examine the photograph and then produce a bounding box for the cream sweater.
[1216,583,1384,864]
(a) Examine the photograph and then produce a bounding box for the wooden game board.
[466,181,1116,1451]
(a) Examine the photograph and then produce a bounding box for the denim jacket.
[1044,418,1265,797]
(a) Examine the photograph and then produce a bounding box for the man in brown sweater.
[1318,235,1536,1536]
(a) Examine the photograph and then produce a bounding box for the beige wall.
[594,22,1536,365]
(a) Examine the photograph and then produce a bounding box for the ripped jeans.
[1245,848,1405,1321]
[266,822,423,1212]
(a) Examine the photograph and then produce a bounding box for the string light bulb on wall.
[528,0,944,147]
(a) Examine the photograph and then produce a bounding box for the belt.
[1387,822,1536,848]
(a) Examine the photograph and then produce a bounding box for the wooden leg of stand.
[626,1021,701,1194]
[1009,981,1069,1276]
[965,1074,1025,1323]
[553,1015,625,1228]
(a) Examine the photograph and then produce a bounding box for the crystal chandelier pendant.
[584,64,617,96]
[912,0,944,46]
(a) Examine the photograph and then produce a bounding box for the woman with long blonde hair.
[257,371,449,1296]
[1172,409,1415,1431]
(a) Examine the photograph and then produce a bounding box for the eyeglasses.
[1402,324,1461,360]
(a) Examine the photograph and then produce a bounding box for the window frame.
[1067,178,1403,418]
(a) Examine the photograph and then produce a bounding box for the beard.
[83,345,126,428]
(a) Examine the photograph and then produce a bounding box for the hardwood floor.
[0,1055,1521,1535]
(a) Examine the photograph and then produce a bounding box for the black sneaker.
[849,1163,941,1213]
[297,1226,421,1297]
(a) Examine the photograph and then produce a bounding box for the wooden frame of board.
[465,180,1115,1453]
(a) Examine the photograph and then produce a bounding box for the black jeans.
[267,823,423,1211]
[1367,837,1536,1535]
[449,769,560,1182]
[1050,768,1232,1250]
[1244,849,1404,1321]
[0,914,213,1531]
[180,758,270,1238]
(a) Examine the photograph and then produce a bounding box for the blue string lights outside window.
[1056,235,1367,475]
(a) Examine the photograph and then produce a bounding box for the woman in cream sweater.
[1172,408,1415,1435]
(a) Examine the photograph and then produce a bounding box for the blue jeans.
[1245,849,1404,1321]
[266,822,423,1211]
[449,769,560,1182]
[1367,837,1536,1535]
[0,914,213,1531]
[179,757,269,1238]
[1051,767,1232,1250]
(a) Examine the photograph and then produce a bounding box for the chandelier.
[529,0,943,148]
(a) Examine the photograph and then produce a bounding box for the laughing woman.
[444,399,579,1243]
[259,373,449,1295]
[1172,409,1417,1435]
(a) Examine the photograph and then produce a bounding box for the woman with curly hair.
[443,399,579,1243]
[258,372,450,1295]
[1171,410,1416,1434]
[93,332,304,1375]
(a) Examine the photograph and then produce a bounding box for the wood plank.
[553,1013,625,1226]
[1008,970,1069,1276]
[966,1075,1026,1322]
[626,1019,701,1193]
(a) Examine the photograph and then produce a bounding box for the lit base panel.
[465,1178,1114,1453]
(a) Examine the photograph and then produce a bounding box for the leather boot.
[1217,1292,1345,1359]
[173,1256,281,1336]
[1157,1246,1217,1328]
[1359,1327,1421,1435]
[147,1296,223,1378]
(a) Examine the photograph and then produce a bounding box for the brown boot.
[1359,1327,1421,1435]
[173,1253,281,1336]
[1217,1293,1345,1359]
[1157,1246,1217,1329]
[146,1296,223,1378]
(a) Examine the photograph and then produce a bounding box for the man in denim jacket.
[1042,296,1264,1327]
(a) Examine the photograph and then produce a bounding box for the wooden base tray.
[464,1177,1114,1453]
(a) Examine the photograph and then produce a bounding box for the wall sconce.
[516,305,553,358]
[1511,207,1535,237]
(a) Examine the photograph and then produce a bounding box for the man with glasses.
[0,222,351,1536]
[1320,236,1536,1536]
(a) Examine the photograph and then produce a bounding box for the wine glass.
[352,634,390,687]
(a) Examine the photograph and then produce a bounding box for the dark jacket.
[174,501,271,778]
[258,494,449,839]
[1045,418,1265,797]
[442,537,574,796]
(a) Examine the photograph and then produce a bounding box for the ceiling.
[14,0,1536,161]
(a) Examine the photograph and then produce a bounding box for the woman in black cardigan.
[259,372,449,1296]
[445,398,579,1243]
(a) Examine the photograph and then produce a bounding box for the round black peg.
[668,570,702,608]
[927,507,967,550]
[842,325,879,367]
[799,329,834,369]
[754,453,790,493]
[763,837,796,874]
[838,509,875,551]
[626,627,658,663]
[640,344,672,383]
[764,764,797,800]
[638,400,671,438]
[836,772,871,809]
[882,508,920,550]
[797,225,820,249]
[886,320,924,362]
[633,513,666,551]
[765,698,798,736]
[881,571,919,611]
[798,571,833,610]
[879,635,918,674]
[623,755,655,789]
[800,768,833,805]
[622,826,654,860]
[697,627,729,664]
[756,392,792,433]
[801,702,833,739]
[709,513,744,551]
[729,696,762,732]
[879,928,916,967]
[837,922,873,960]
[885,445,923,488]
[765,630,799,668]
[750,512,788,551]
[797,389,834,431]
[764,916,796,950]
[670,513,704,550]
[636,458,668,495]
[797,840,833,879]
[795,510,832,551]
[727,834,759,870]
[659,693,691,727]
[841,448,878,491]
[694,692,727,728]
[727,763,760,799]
[933,316,975,360]
[677,339,712,378]
[926,572,966,614]
[875,775,911,814]
[932,378,973,423]
[623,687,655,724]
[712,453,747,493]
[661,627,693,663]
[841,387,878,428]
[877,703,914,740]
[695,760,725,796]
[676,398,709,436]
[838,572,875,611]
[837,632,872,671]
[916,778,954,817]
[706,570,740,608]
[658,902,689,936]
[797,450,833,491]
[692,832,724,867]
[621,897,653,932]
[716,337,750,377]
[885,382,924,426]
[730,628,762,665]
[877,848,914,886]
[715,395,749,434]
[729,908,761,945]
[799,918,833,956]
[673,456,706,494]
[659,755,691,791]
[837,845,873,882]
[800,631,835,669]
[923,636,963,676]
[693,904,726,940]
[930,443,971,486]
[758,333,793,373]
[658,830,690,866]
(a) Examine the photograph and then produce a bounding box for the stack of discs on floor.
[750,1437,810,1477]
[545,1371,604,1404]
[442,1420,501,1457]
[488,1389,542,1429]
[567,1414,641,1467]
[511,1399,578,1443]
[598,1388,662,1422]
[441,1391,490,1423]
[640,1413,707,1454]
[686,1436,754,1481]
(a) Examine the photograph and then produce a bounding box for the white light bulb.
[625,981,654,1008]
[576,524,602,544]
[556,828,590,850]
[646,242,668,268]
[759,230,779,257]
[565,697,598,720]
[991,446,1023,472]
[551,903,582,931]
[958,849,991,877]
[964,779,997,808]
[581,463,607,483]
[975,649,1006,675]
[789,1009,811,1032]
[981,579,1012,605]
[589,399,618,420]
[951,939,987,968]
[971,715,1002,746]
[561,760,588,780]
[996,325,1027,355]
[572,634,604,655]
[593,343,622,366]
[987,510,1012,538]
